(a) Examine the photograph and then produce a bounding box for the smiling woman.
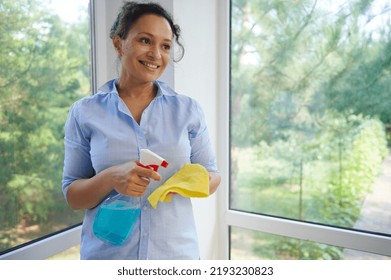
[61,1,221,260]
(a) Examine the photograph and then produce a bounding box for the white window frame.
[0,225,82,260]
[217,0,391,259]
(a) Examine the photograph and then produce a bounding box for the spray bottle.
[92,149,168,246]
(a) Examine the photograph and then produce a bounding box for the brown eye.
[140,38,151,44]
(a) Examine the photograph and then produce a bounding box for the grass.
[232,147,317,220]
[230,147,352,259]
[46,245,80,260]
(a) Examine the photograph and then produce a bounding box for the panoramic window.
[230,0,391,259]
[0,0,90,254]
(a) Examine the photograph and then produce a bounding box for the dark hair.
[110,1,184,62]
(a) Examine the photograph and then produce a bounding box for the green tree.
[231,0,391,259]
[231,0,391,146]
[0,0,88,249]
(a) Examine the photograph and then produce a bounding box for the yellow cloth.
[148,163,210,209]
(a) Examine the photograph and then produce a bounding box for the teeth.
[141,61,159,69]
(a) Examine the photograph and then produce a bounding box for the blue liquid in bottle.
[93,195,141,246]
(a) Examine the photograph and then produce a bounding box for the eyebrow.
[137,32,173,42]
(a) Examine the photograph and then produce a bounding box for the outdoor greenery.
[231,0,391,259]
[0,0,89,251]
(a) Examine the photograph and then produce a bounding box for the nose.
[147,45,161,60]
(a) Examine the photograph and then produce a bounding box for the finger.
[133,187,146,196]
[149,171,161,181]
[135,166,161,181]
[128,170,150,186]
[136,175,151,187]
[126,184,147,196]
[127,189,145,197]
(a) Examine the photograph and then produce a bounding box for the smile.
[140,61,160,69]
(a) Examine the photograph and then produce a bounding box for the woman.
[62,1,221,259]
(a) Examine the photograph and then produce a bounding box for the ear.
[112,36,122,57]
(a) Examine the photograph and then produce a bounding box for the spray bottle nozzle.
[137,149,168,171]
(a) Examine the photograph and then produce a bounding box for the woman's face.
[114,14,173,84]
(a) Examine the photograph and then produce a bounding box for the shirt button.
[143,206,148,211]
[143,232,148,237]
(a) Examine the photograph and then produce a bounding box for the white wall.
[173,0,222,259]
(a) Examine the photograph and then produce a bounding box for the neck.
[117,79,156,99]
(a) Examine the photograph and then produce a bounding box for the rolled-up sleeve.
[189,100,219,173]
[62,102,95,203]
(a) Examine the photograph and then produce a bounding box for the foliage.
[234,118,388,259]
[231,0,391,259]
[315,118,388,227]
[0,0,89,250]
[231,0,391,147]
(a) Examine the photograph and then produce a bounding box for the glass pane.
[230,0,391,235]
[0,0,89,253]
[230,227,391,260]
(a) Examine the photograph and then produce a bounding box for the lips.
[140,61,160,70]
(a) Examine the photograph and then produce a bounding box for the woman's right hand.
[108,161,161,197]
[66,161,161,210]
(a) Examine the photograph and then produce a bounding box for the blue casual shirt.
[62,79,218,260]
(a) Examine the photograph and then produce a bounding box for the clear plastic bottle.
[92,149,167,246]
[93,194,141,246]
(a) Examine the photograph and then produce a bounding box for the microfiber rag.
[148,163,209,208]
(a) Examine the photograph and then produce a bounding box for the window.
[230,227,390,260]
[230,0,391,259]
[0,0,90,255]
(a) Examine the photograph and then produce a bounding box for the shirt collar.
[97,79,177,98]
[97,79,118,95]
